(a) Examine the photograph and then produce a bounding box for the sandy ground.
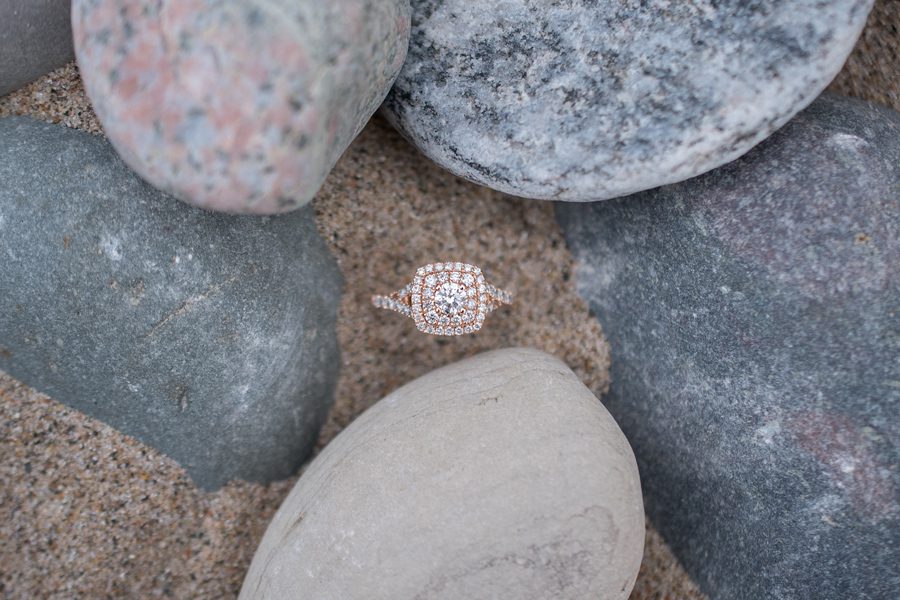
[1,3,895,596]
[828,0,900,111]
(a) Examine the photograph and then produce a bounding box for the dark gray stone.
[1,0,75,96]
[384,0,872,202]
[0,117,342,490]
[556,94,899,600]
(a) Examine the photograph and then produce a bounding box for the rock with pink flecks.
[73,0,410,214]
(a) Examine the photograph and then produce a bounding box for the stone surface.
[72,0,410,214]
[0,117,343,490]
[556,94,899,600]
[0,0,74,97]
[240,348,645,600]
[384,0,872,202]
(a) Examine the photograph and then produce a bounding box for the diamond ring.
[372,262,513,336]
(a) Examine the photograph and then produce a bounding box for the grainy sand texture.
[2,5,895,596]
[829,0,900,111]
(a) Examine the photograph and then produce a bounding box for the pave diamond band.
[372,261,513,336]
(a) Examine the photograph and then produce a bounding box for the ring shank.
[371,289,412,316]
[482,283,513,313]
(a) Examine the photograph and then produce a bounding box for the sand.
[828,0,900,111]
[1,6,895,597]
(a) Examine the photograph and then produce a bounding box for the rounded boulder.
[240,347,644,600]
[72,0,411,214]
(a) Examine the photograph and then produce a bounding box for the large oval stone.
[384,0,872,201]
[0,117,342,489]
[72,0,410,214]
[556,94,900,599]
[240,348,645,600]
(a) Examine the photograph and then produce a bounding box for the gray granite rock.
[556,94,899,600]
[72,0,410,214]
[0,0,75,96]
[240,348,645,600]
[0,117,342,490]
[384,0,873,202]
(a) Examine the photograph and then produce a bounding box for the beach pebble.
[0,0,75,96]
[384,0,872,201]
[72,0,410,214]
[0,117,342,490]
[240,348,644,600]
[556,94,900,599]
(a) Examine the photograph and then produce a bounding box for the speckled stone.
[384,0,873,201]
[0,0,74,97]
[556,94,900,599]
[0,117,343,490]
[241,348,645,600]
[72,0,410,214]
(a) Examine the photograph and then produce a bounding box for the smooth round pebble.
[240,347,644,600]
[383,0,873,201]
[73,0,410,214]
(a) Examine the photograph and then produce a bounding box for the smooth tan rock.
[240,347,644,600]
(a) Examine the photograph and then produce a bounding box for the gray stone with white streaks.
[556,94,899,599]
[0,117,342,490]
[384,0,873,201]
[0,0,74,96]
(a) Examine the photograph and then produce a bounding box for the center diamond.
[434,282,468,315]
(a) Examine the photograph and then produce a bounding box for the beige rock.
[240,347,644,600]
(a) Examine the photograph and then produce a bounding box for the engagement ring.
[372,262,513,336]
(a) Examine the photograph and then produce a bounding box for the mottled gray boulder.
[0,117,342,490]
[556,94,899,600]
[240,348,645,600]
[73,0,410,214]
[0,0,74,96]
[384,0,872,202]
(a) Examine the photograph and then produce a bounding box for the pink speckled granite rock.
[73,0,410,214]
